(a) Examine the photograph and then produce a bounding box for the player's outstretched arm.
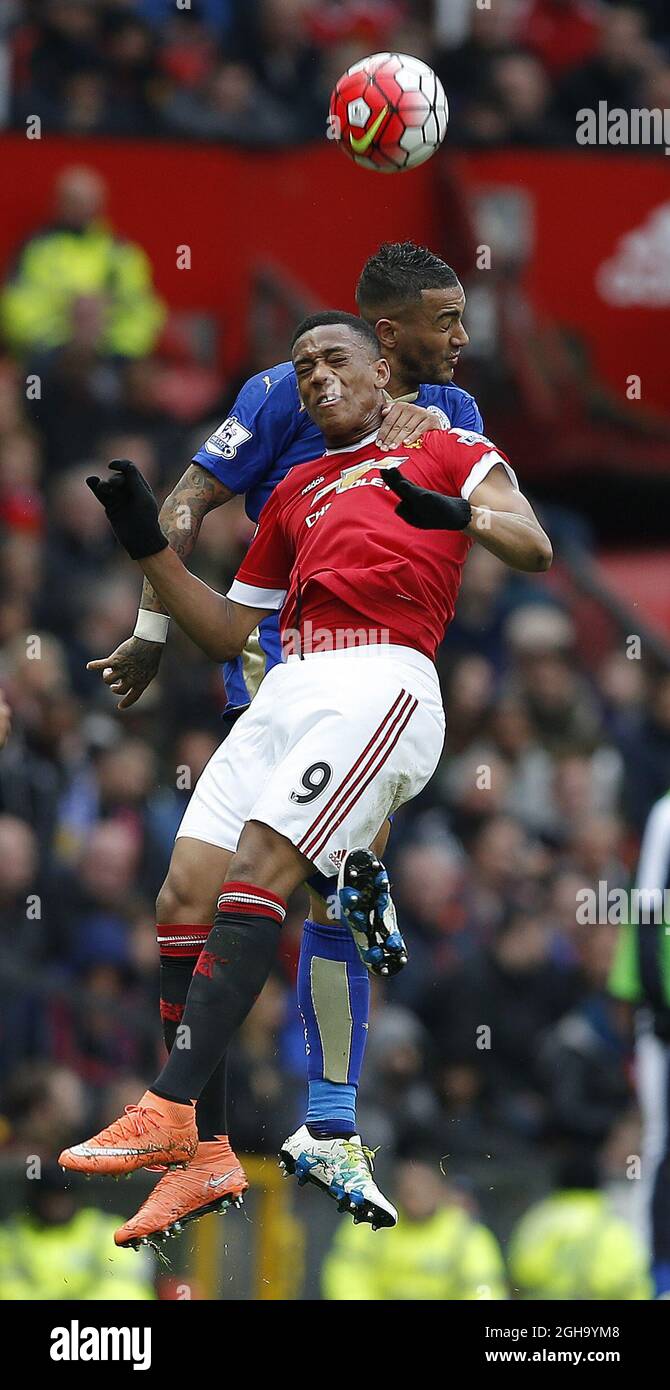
[86,460,267,662]
[88,464,234,707]
[140,547,267,661]
[465,466,553,572]
[140,464,235,614]
[385,464,552,573]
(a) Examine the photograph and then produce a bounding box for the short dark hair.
[291,310,379,355]
[356,241,460,316]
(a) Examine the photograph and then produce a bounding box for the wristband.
[133,610,170,644]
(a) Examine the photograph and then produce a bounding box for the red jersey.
[228,427,518,662]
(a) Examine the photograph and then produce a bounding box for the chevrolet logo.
[313,457,407,506]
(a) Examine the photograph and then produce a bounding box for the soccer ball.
[328,52,448,173]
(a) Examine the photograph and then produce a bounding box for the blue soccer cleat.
[337,848,408,977]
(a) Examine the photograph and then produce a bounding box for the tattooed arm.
[87,465,234,708]
[140,465,234,614]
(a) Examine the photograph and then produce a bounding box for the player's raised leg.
[285,836,398,1231]
[299,886,370,1143]
[60,816,309,1175]
[113,836,248,1248]
[296,821,401,1147]
[61,650,443,1230]
[60,709,275,1179]
[267,649,443,1226]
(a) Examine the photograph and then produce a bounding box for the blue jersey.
[193,362,484,709]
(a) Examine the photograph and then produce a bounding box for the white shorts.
[176,645,445,876]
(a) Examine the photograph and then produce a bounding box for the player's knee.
[156,864,208,924]
[229,820,308,902]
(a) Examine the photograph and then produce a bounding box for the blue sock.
[297,919,370,1139]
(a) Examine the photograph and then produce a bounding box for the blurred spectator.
[99,11,161,135]
[520,0,603,79]
[240,0,327,139]
[360,1003,439,1147]
[539,925,633,1174]
[508,1176,652,1299]
[0,1164,155,1300]
[4,0,669,149]
[0,166,165,360]
[504,606,603,754]
[616,673,670,833]
[420,908,582,1144]
[227,974,298,1152]
[48,818,143,964]
[163,60,299,145]
[489,52,567,146]
[38,466,120,637]
[0,689,10,748]
[557,3,661,128]
[0,1062,85,1156]
[19,1,100,111]
[322,1155,508,1299]
[0,813,37,934]
[0,636,76,864]
[52,954,158,1085]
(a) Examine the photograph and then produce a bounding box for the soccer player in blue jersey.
[88,242,484,1245]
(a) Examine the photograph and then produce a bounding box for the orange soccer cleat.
[59,1091,198,1176]
[114,1139,249,1248]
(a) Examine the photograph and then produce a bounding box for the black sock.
[195,1057,228,1143]
[158,928,228,1140]
[153,882,285,1104]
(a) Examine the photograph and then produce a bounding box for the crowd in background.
[0,0,668,1299]
[1,169,669,1289]
[0,0,669,150]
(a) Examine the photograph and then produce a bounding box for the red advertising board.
[453,149,670,415]
[0,135,668,411]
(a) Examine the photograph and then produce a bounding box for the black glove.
[86,460,168,560]
[384,467,472,531]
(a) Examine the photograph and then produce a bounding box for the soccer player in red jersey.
[84,245,474,1248]
[61,312,551,1230]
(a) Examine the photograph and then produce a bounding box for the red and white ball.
[329,52,448,173]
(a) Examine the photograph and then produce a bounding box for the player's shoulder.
[418,382,484,431]
[236,361,299,410]
[199,364,300,461]
[420,424,498,457]
[417,425,513,494]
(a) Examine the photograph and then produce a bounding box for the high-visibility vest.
[1,221,165,358]
[322,1204,508,1301]
[0,1208,155,1300]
